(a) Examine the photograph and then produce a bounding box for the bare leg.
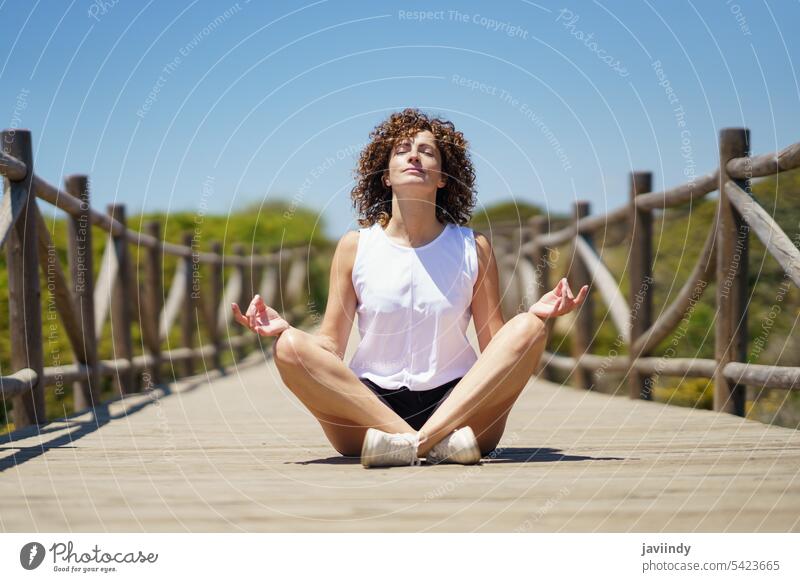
[271,327,415,456]
[417,312,547,457]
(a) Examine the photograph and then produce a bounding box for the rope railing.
[0,129,320,430]
[490,128,800,416]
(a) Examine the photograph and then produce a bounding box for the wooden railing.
[1,129,315,430]
[488,128,800,416]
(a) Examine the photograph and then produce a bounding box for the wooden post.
[65,175,99,410]
[250,246,264,347]
[107,204,134,395]
[2,129,44,428]
[628,171,654,400]
[509,228,523,315]
[715,128,750,416]
[233,243,247,361]
[181,231,197,377]
[278,248,295,318]
[570,201,594,390]
[208,241,224,371]
[529,215,553,380]
[142,221,163,386]
[529,216,550,300]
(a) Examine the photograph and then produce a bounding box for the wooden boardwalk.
[2,321,799,532]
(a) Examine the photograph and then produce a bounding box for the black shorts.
[359,376,462,431]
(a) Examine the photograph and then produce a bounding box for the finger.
[246,302,256,318]
[253,294,265,311]
[231,304,250,327]
[254,325,272,336]
[554,296,564,315]
[246,294,263,317]
[255,323,285,336]
[565,280,574,301]
[575,285,589,305]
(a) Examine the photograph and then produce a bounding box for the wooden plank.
[529,216,554,379]
[142,221,163,384]
[634,171,718,211]
[498,254,521,321]
[635,357,716,378]
[107,204,135,395]
[570,201,593,391]
[724,180,800,288]
[629,171,654,400]
[0,368,38,398]
[0,149,33,250]
[724,362,800,390]
[207,241,224,371]
[34,205,87,362]
[233,244,248,360]
[65,175,99,410]
[726,140,800,179]
[159,258,187,342]
[0,148,27,181]
[542,350,718,378]
[259,261,280,309]
[93,238,118,339]
[217,266,241,332]
[180,232,197,376]
[574,236,630,342]
[2,129,44,428]
[715,128,749,416]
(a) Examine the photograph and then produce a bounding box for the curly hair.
[351,108,477,228]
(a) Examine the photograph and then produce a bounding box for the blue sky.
[3,0,798,240]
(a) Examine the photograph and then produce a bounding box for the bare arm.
[469,231,588,353]
[314,230,359,359]
[470,231,506,353]
[231,231,358,357]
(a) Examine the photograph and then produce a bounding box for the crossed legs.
[271,312,547,459]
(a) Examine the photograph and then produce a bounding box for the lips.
[404,167,424,174]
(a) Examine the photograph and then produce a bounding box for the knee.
[272,327,307,368]
[505,312,546,356]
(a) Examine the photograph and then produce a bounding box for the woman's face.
[384,129,447,194]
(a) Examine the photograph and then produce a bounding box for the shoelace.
[386,433,421,466]
[407,433,422,466]
[428,431,455,463]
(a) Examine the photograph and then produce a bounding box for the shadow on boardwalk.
[291,447,625,466]
[0,365,238,473]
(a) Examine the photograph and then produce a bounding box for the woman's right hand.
[231,294,290,336]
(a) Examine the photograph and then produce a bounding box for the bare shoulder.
[471,229,494,259]
[333,230,360,269]
[338,229,360,250]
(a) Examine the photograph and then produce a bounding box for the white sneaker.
[425,427,482,465]
[361,428,422,468]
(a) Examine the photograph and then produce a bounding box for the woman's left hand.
[528,277,589,319]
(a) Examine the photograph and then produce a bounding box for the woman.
[232,108,587,468]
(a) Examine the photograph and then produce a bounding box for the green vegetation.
[469,199,541,230]
[467,172,799,429]
[548,170,800,429]
[1,199,330,433]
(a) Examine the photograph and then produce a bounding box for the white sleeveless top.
[348,222,479,391]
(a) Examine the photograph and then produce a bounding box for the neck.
[385,189,444,246]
